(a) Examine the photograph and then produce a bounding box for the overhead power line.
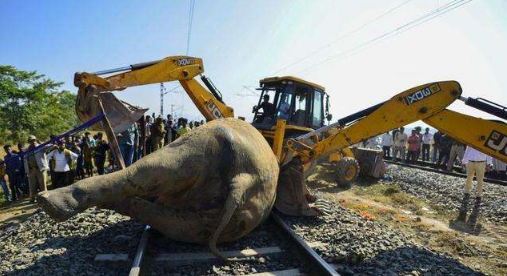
[186,0,196,55]
[270,0,415,76]
[297,0,476,75]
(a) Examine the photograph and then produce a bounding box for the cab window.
[312,90,323,127]
[291,87,308,126]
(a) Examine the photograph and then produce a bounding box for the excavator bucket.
[352,147,386,178]
[76,85,147,133]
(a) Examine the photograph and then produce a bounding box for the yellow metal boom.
[284,80,507,166]
[74,56,234,133]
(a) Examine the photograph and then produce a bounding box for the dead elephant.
[37,118,279,259]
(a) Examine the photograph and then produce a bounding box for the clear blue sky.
[1,0,506,128]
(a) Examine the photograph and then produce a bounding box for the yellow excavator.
[74,56,373,186]
[74,55,507,216]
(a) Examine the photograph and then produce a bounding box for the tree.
[0,65,79,143]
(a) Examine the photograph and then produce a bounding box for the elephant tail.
[208,194,239,261]
[209,174,253,262]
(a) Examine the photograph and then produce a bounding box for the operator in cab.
[253,94,274,123]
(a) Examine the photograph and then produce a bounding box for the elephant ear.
[208,173,253,261]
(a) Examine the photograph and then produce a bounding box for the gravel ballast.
[0,208,143,276]
[385,165,507,223]
[282,200,483,276]
[0,167,491,276]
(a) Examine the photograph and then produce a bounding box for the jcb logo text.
[177,58,194,67]
[206,101,223,119]
[405,83,441,105]
[484,130,507,157]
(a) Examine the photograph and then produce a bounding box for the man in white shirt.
[457,146,492,224]
[421,128,432,162]
[393,127,408,162]
[381,132,393,158]
[47,140,78,189]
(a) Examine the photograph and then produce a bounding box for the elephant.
[37,118,279,260]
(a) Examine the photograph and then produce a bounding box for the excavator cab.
[252,76,331,141]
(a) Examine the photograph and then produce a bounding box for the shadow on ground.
[343,246,485,276]
[449,219,483,235]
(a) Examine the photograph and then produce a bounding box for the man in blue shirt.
[118,123,138,167]
[4,144,22,201]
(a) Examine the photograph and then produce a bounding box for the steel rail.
[128,225,151,276]
[385,160,507,186]
[271,212,340,276]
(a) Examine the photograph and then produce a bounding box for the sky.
[1,0,506,130]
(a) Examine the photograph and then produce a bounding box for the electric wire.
[270,0,416,76]
[296,0,476,75]
[186,0,196,55]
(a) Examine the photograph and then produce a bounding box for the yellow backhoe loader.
[74,55,507,216]
[74,56,376,186]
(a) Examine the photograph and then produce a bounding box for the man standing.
[151,116,167,152]
[437,134,452,167]
[381,132,393,158]
[492,158,506,179]
[457,146,492,224]
[407,130,420,163]
[93,133,110,175]
[84,132,96,147]
[393,127,408,162]
[47,140,78,188]
[177,119,191,139]
[23,135,49,203]
[421,128,432,162]
[145,115,153,155]
[447,139,465,171]
[0,158,10,202]
[432,131,442,163]
[164,114,177,145]
[16,143,29,196]
[4,145,22,201]
[118,123,138,167]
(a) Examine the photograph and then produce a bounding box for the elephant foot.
[37,190,80,222]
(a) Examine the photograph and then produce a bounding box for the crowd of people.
[370,126,503,223]
[0,114,203,205]
[368,126,507,175]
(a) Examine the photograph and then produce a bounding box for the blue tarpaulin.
[0,113,105,166]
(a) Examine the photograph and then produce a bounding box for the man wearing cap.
[47,140,78,188]
[23,135,49,203]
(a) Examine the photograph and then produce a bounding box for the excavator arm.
[277,80,507,216]
[284,81,462,164]
[74,56,234,133]
[424,109,507,162]
[284,80,507,166]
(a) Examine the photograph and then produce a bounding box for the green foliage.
[0,65,79,143]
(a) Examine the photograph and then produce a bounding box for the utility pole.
[160,83,165,116]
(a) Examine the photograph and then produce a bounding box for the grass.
[352,183,427,212]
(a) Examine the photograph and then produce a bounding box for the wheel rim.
[344,165,357,181]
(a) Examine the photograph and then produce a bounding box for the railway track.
[96,205,341,276]
[384,158,507,186]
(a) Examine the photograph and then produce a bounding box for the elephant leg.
[115,197,210,244]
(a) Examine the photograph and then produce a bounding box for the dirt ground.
[0,198,39,231]
[307,165,507,276]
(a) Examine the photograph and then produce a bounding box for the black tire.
[334,157,360,188]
